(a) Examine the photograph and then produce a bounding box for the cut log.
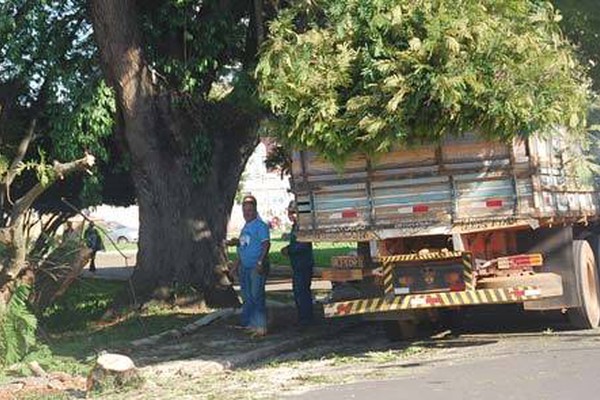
[86,353,143,393]
[28,361,47,377]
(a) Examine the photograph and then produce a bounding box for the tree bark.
[89,1,259,307]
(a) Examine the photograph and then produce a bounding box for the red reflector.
[426,296,442,305]
[337,303,353,315]
[412,204,429,213]
[510,289,525,297]
[450,282,466,292]
[341,210,358,218]
[486,199,503,208]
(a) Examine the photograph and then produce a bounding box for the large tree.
[88,1,270,306]
[257,0,591,161]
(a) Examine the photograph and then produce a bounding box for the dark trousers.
[89,250,97,271]
[292,263,314,325]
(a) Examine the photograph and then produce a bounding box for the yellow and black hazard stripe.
[323,286,544,318]
[377,251,474,295]
[462,253,474,290]
[374,251,464,263]
[382,261,395,295]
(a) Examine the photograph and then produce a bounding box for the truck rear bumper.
[323,273,563,318]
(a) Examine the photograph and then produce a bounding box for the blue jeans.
[239,267,267,330]
[292,263,314,325]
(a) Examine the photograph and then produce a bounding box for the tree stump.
[86,353,143,393]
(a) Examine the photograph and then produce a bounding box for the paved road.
[85,250,332,291]
[290,312,600,400]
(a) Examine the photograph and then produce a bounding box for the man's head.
[287,200,298,223]
[242,195,258,222]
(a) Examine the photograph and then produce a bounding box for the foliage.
[553,0,600,91]
[265,143,292,178]
[137,0,251,98]
[0,285,38,367]
[257,0,591,162]
[0,0,126,212]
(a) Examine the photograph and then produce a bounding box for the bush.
[0,285,38,367]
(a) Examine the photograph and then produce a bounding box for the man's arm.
[256,240,271,275]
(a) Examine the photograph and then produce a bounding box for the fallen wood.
[131,308,236,347]
[86,353,143,393]
[28,361,47,377]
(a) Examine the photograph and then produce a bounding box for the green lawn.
[105,233,356,268]
[227,237,354,268]
[1,236,355,384]
[0,279,202,382]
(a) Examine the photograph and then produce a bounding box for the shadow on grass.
[46,312,203,359]
[39,278,206,364]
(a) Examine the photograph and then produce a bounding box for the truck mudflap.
[324,284,562,318]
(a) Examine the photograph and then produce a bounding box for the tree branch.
[4,118,37,189]
[11,154,95,223]
[254,0,265,46]
[89,0,156,157]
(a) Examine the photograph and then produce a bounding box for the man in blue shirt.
[230,195,270,337]
[282,201,315,326]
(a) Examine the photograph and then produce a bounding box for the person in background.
[84,221,104,272]
[229,195,271,337]
[62,221,78,243]
[282,200,314,326]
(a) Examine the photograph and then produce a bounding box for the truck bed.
[291,133,600,241]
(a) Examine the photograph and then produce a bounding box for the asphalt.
[290,331,600,400]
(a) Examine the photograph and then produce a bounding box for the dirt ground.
[2,303,585,400]
[0,302,363,399]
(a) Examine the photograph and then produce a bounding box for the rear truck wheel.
[568,240,600,329]
[117,236,128,244]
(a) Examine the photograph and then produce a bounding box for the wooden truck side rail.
[292,133,600,242]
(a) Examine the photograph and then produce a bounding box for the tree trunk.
[89,1,259,307]
[129,107,257,306]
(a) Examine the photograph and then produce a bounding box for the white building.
[228,139,293,234]
[91,139,292,235]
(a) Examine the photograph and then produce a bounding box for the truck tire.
[568,240,600,329]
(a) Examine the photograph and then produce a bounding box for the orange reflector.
[497,254,543,269]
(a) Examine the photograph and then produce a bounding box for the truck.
[290,131,600,338]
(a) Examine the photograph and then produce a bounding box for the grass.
[228,236,354,268]
[99,232,355,268]
[1,238,352,386]
[1,279,204,382]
